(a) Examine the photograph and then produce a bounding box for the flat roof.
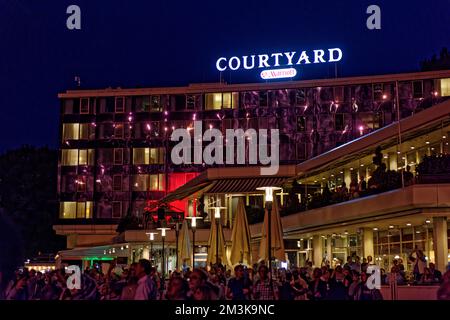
[58,70,450,98]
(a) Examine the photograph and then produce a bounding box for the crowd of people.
[3,254,449,300]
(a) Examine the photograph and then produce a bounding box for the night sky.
[0,0,449,152]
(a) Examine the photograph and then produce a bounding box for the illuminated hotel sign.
[216,48,343,80]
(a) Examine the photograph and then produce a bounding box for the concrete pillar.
[142,247,150,260]
[313,235,324,268]
[433,217,448,273]
[327,236,332,263]
[389,153,397,171]
[344,169,351,189]
[363,228,374,260]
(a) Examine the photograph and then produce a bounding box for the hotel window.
[62,99,75,114]
[186,94,201,110]
[133,148,164,164]
[59,201,92,219]
[205,92,238,110]
[440,78,450,97]
[80,98,90,114]
[61,149,79,166]
[114,148,123,165]
[76,176,86,192]
[114,123,124,139]
[149,174,164,191]
[259,91,268,107]
[112,201,122,218]
[132,174,148,191]
[115,97,125,113]
[334,86,345,103]
[62,123,80,140]
[413,81,423,99]
[372,84,384,101]
[62,123,92,141]
[79,123,91,140]
[335,114,345,131]
[78,149,94,166]
[113,175,123,192]
[296,116,306,132]
[151,95,162,112]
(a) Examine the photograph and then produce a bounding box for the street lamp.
[256,186,281,277]
[156,227,170,278]
[186,217,203,269]
[145,232,158,267]
[174,221,181,271]
[210,206,226,266]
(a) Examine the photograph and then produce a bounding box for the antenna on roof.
[74,76,81,87]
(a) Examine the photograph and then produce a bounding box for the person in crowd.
[291,268,308,300]
[409,246,427,282]
[437,269,450,300]
[429,263,442,283]
[253,265,278,300]
[166,276,189,300]
[188,268,219,300]
[134,259,157,300]
[347,271,361,300]
[420,268,434,284]
[353,272,383,301]
[358,176,367,193]
[277,272,295,300]
[328,266,347,300]
[307,268,328,301]
[226,265,251,300]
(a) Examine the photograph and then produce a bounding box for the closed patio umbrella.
[207,214,227,266]
[229,198,252,267]
[178,220,192,268]
[258,197,286,262]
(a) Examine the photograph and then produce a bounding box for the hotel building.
[55,70,450,274]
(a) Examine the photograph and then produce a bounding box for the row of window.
[61,79,450,115]
[61,148,164,166]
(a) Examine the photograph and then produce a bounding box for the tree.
[420,47,450,71]
[0,146,65,258]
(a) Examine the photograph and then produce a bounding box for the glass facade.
[58,74,450,222]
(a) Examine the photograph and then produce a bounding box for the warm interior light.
[214,207,221,219]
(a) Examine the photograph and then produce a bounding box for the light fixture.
[406,223,412,226]
[389,225,394,229]
[350,167,354,171]
[344,231,348,235]
[256,186,282,202]
[425,219,431,224]
[426,141,430,145]
[297,241,301,248]
[340,171,343,174]
[383,155,388,159]
[187,216,203,229]
[331,174,335,177]
[373,227,378,231]
[443,136,447,139]
[410,146,415,150]
[416,231,421,234]
[360,164,364,167]
[126,245,129,249]
[397,151,401,154]
[146,232,158,241]
[157,227,171,237]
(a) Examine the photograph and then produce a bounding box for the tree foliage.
[0,146,65,258]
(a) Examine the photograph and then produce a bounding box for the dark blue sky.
[0,0,449,151]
